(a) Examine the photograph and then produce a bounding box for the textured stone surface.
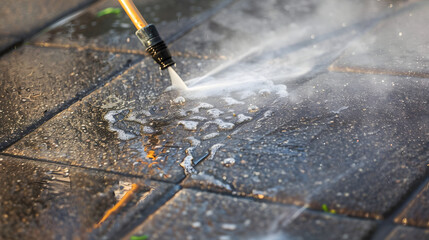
[183,72,429,219]
[0,0,94,38]
[32,0,230,54]
[395,180,429,228]
[0,46,139,149]
[127,189,375,240]
[0,36,19,53]
[3,57,219,182]
[330,0,429,77]
[386,226,429,240]
[0,154,173,240]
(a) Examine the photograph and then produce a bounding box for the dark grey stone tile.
[330,1,429,78]
[183,72,429,219]
[0,36,19,53]
[32,0,230,53]
[0,154,173,240]
[0,0,94,38]
[386,226,429,240]
[3,54,289,182]
[0,46,139,149]
[395,181,429,228]
[126,189,375,240]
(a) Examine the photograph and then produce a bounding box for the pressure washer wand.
[118,0,174,70]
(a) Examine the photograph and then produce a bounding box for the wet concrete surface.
[1,0,429,239]
[386,226,429,240]
[0,46,140,150]
[182,72,429,219]
[0,0,94,51]
[0,155,173,240]
[126,189,376,240]
[330,0,429,77]
[32,0,231,54]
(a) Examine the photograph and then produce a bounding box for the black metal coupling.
[136,24,175,70]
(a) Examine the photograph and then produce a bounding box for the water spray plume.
[118,0,186,88]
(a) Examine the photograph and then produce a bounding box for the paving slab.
[3,57,219,183]
[330,0,429,78]
[32,0,231,54]
[386,226,429,240]
[126,188,375,240]
[0,36,19,53]
[394,180,429,228]
[169,0,414,59]
[182,72,429,219]
[0,154,173,240]
[0,0,94,49]
[0,45,139,150]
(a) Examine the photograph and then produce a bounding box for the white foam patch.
[208,144,224,160]
[178,121,199,131]
[104,110,136,141]
[188,102,214,114]
[191,172,232,191]
[189,116,207,121]
[221,158,236,167]
[202,132,220,140]
[223,97,244,105]
[186,137,201,147]
[202,119,234,131]
[142,126,155,134]
[173,96,186,104]
[207,109,224,118]
[237,114,252,123]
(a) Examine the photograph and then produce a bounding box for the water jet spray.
[118,0,187,89]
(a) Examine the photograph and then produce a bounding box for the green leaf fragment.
[130,235,148,240]
[97,7,121,17]
[322,204,336,214]
[322,204,329,212]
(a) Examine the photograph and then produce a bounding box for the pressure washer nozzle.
[136,24,175,70]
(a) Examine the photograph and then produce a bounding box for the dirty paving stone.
[330,0,429,77]
[126,188,375,240]
[394,180,429,228]
[0,0,94,39]
[3,57,203,183]
[3,56,280,183]
[386,226,429,240]
[183,72,429,219]
[0,45,139,150]
[32,0,230,53]
[0,154,173,240]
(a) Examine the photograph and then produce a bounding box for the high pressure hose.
[118,0,175,70]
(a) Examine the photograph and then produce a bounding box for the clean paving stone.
[183,72,429,219]
[330,1,429,77]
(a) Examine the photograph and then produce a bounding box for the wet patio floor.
[1,0,428,239]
